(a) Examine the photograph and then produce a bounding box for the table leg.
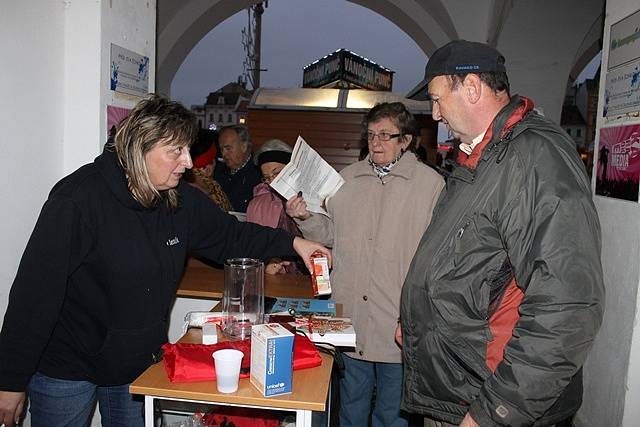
[144,395,155,427]
[295,409,312,427]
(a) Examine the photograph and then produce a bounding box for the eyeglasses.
[367,131,402,142]
[262,168,283,183]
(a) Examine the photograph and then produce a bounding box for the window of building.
[566,128,571,136]
[219,113,223,122]
[209,113,213,121]
[198,119,202,128]
[228,113,233,122]
[218,96,225,105]
[576,129,581,137]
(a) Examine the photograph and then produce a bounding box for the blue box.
[250,323,294,396]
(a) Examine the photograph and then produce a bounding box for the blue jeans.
[339,355,408,427]
[28,372,144,427]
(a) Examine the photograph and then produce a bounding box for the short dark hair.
[219,124,252,149]
[448,72,510,95]
[362,102,418,153]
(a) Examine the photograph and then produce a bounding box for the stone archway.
[157,0,604,123]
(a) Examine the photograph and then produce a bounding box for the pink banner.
[107,105,131,137]
[595,123,640,201]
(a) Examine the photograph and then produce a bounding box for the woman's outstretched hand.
[292,237,332,272]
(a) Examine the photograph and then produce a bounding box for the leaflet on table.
[265,297,336,317]
[269,136,345,215]
[292,316,356,348]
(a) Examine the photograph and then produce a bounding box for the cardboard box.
[250,323,294,396]
[311,253,332,296]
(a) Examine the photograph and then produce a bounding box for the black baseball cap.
[407,40,506,99]
[427,40,506,82]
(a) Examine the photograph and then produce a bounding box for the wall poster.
[608,8,640,70]
[110,44,149,96]
[595,123,640,202]
[106,105,131,139]
[604,8,640,119]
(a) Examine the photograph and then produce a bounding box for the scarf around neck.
[368,151,405,180]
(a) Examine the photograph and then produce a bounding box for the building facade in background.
[192,79,252,129]
[561,70,600,175]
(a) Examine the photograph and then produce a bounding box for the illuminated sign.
[303,49,394,91]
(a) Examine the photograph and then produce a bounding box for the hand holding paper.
[269,136,345,215]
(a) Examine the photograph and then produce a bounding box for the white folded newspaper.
[269,136,344,215]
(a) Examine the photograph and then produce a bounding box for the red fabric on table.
[162,333,322,383]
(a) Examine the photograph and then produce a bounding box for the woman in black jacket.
[0,95,330,427]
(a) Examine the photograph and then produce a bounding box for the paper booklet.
[269,136,345,215]
[292,316,356,348]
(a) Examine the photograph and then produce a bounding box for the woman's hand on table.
[286,194,312,220]
[265,260,291,275]
[292,237,332,272]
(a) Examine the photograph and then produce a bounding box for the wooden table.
[130,328,333,427]
[134,260,330,426]
[177,261,314,299]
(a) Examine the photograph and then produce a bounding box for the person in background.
[246,139,303,275]
[286,102,444,427]
[214,124,262,212]
[185,128,232,211]
[397,40,604,427]
[0,95,330,427]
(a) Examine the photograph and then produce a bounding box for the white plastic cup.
[212,349,244,393]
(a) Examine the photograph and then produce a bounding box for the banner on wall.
[106,105,131,138]
[595,123,640,202]
[110,44,149,96]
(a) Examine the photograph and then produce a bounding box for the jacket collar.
[354,152,418,181]
[220,155,255,176]
[456,95,534,170]
[95,146,152,211]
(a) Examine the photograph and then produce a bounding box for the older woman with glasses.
[286,102,444,427]
[0,95,330,427]
[246,139,303,275]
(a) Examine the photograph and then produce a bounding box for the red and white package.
[310,252,332,296]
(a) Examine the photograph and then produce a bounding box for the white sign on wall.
[110,44,149,96]
[608,9,640,70]
[603,60,640,118]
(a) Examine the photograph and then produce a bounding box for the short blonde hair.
[112,94,197,209]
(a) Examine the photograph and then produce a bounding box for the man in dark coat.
[214,125,261,212]
[397,40,604,427]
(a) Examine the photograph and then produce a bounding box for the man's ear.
[463,74,482,104]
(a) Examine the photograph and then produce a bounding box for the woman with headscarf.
[185,128,233,212]
[247,139,303,274]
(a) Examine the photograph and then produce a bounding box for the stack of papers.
[269,136,345,215]
[292,316,356,348]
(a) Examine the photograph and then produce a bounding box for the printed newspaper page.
[269,136,344,214]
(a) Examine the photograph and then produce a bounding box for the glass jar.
[222,258,264,339]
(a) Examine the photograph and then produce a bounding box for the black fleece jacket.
[0,148,295,390]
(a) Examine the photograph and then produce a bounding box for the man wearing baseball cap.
[397,40,604,426]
